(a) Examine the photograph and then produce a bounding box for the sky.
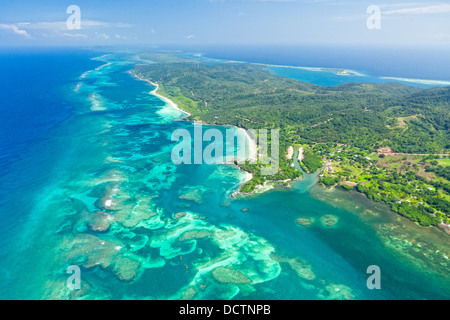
[0,0,449,48]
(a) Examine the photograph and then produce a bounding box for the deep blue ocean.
[0,49,102,170]
[0,49,104,296]
[0,48,448,300]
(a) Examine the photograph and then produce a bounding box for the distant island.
[132,53,450,231]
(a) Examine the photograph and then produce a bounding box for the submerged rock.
[211,267,252,284]
[179,189,203,204]
[181,286,197,300]
[320,214,338,227]
[112,255,141,281]
[178,185,209,204]
[271,253,316,280]
[88,211,113,232]
[296,217,315,226]
[175,211,187,219]
[320,284,354,300]
[113,196,159,228]
[179,230,213,242]
[61,234,142,282]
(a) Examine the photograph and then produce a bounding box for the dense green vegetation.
[393,203,440,227]
[133,62,448,154]
[301,150,322,173]
[426,164,450,181]
[317,142,450,226]
[239,159,300,193]
[133,58,450,228]
[341,184,354,191]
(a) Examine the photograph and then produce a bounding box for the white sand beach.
[286,146,294,160]
[150,82,191,118]
[243,171,253,184]
[297,147,304,162]
[238,128,258,163]
[129,71,191,118]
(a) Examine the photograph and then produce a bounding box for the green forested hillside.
[133,62,448,154]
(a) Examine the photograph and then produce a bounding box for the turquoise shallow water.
[0,51,448,299]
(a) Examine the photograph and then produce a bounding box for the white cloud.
[62,32,88,38]
[335,2,450,21]
[114,34,128,39]
[186,34,195,39]
[0,24,30,37]
[0,19,132,40]
[384,3,450,15]
[0,19,131,37]
[95,32,110,39]
[21,20,132,31]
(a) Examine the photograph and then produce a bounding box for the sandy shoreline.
[150,82,191,118]
[286,146,294,160]
[234,127,257,187]
[255,62,366,77]
[238,128,258,164]
[130,70,259,190]
[129,71,311,200]
[129,71,191,118]
[297,147,304,162]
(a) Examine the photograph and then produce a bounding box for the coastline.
[130,70,258,162]
[129,70,298,198]
[297,146,304,163]
[183,52,450,87]
[251,62,366,77]
[130,70,263,196]
[129,67,449,233]
[321,176,450,235]
[379,76,450,87]
[237,127,258,164]
[201,55,450,88]
[128,71,191,118]
[151,82,191,118]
